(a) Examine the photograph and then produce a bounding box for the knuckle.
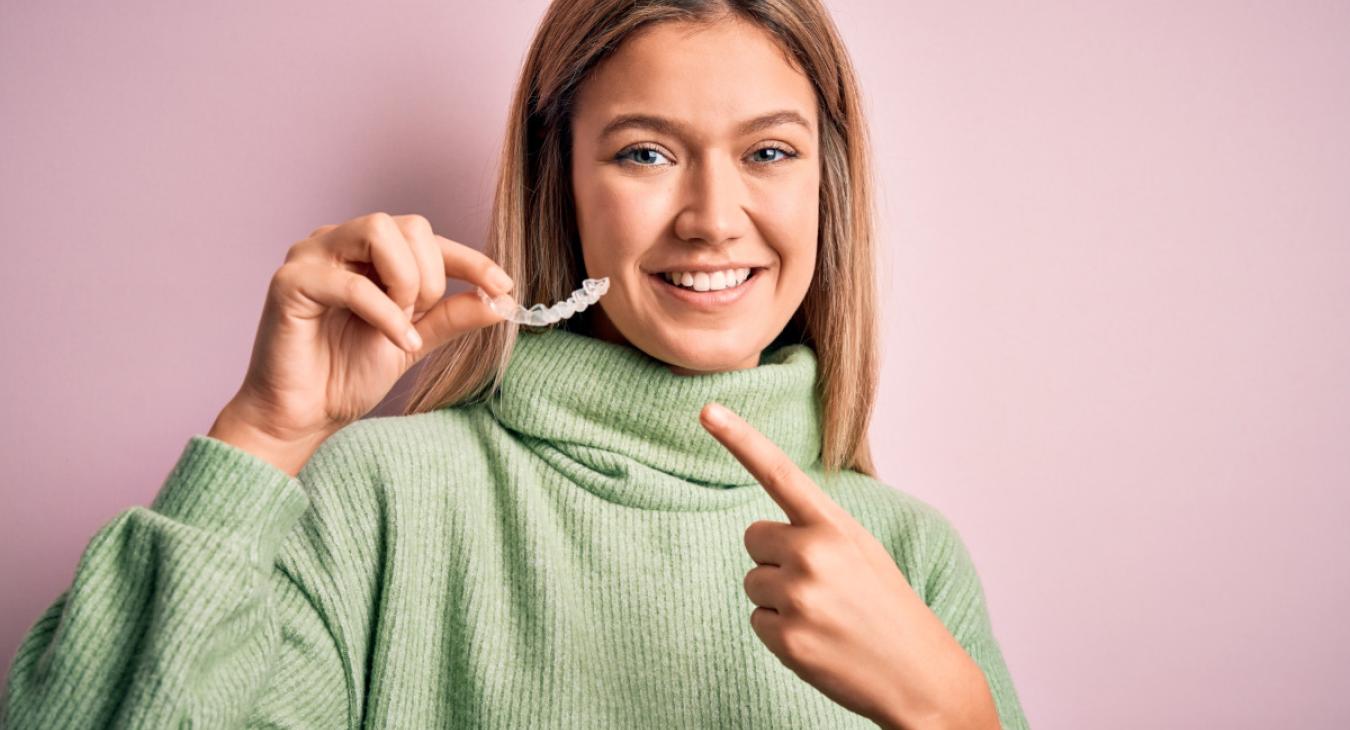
[284,237,323,264]
[781,583,811,614]
[419,285,445,312]
[794,540,829,575]
[271,262,301,292]
[765,457,796,490]
[360,212,396,239]
[415,283,439,306]
[283,241,304,264]
[395,213,432,237]
[777,624,809,662]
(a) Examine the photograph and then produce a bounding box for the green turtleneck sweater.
[3,328,1028,728]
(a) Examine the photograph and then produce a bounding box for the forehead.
[572,17,818,135]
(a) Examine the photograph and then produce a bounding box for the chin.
[638,329,763,374]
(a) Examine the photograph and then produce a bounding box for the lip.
[649,268,761,311]
[650,262,763,274]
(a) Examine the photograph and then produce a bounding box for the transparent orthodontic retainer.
[476,277,610,327]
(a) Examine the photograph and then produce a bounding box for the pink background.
[3,1,1348,725]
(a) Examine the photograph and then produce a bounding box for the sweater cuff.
[150,435,311,567]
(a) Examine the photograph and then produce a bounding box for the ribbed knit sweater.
[4,328,1028,729]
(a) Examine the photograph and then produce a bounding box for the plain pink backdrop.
[3,1,1348,726]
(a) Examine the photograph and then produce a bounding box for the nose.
[672,153,750,246]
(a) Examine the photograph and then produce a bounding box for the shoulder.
[814,467,953,544]
[280,405,495,561]
[812,468,972,602]
[302,405,489,477]
[296,404,505,512]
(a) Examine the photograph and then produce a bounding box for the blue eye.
[615,143,799,167]
[751,145,797,163]
[616,146,670,166]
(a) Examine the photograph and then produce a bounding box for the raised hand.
[210,212,515,476]
[698,402,998,729]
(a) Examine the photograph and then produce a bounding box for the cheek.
[577,174,673,251]
[756,174,819,276]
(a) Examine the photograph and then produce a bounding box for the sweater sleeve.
[921,511,1030,730]
[2,432,372,728]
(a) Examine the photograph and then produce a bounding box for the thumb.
[409,289,511,355]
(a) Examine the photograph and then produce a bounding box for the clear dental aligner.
[477,277,610,327]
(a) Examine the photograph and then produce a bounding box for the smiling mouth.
[648,267,763,309]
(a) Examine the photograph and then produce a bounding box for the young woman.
[4,1,1028,728]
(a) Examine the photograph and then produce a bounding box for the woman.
[4,1,1028,728]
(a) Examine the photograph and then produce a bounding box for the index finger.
[434,234,514,298]
[699,401,836,526]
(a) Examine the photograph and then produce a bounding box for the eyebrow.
[598,109,813,141]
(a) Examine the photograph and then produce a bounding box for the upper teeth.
[663,268,751,291]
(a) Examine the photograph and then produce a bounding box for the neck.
[486,327,822,503]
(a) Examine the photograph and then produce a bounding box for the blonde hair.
[403,0,879,477]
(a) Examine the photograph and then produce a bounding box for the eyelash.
[615,143,798,167]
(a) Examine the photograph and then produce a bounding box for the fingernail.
[404,326,422,351]
[479,291,515,317]
[704,402,727,427]
[489,267,513,293]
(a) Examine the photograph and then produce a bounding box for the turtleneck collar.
[486,328,823,510]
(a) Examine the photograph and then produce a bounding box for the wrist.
[872,659,997,730]
[207,401,331,477]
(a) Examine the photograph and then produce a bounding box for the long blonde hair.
[403,0,879,477]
